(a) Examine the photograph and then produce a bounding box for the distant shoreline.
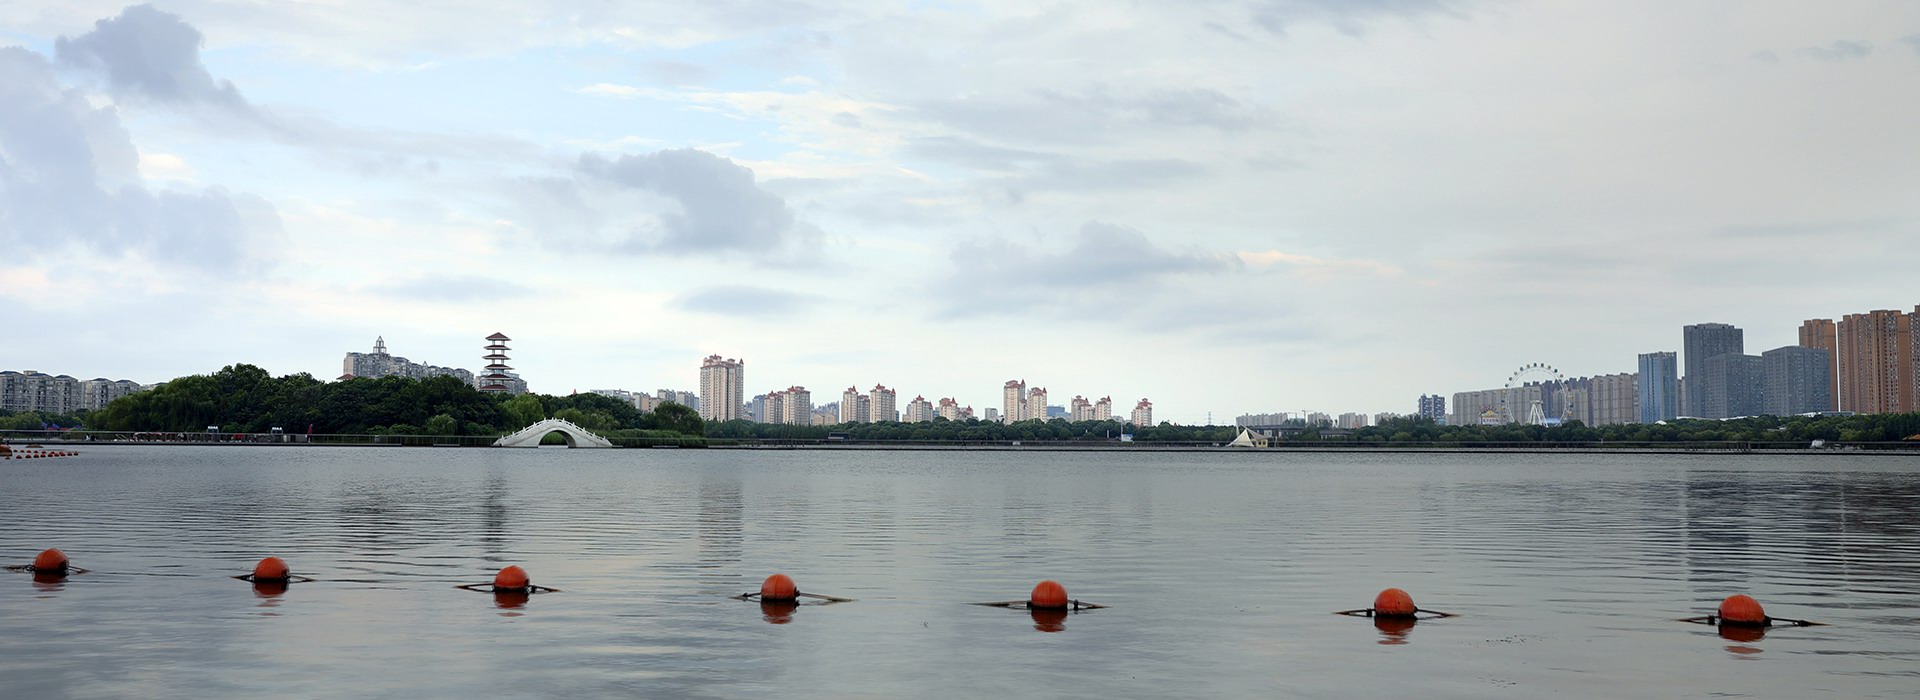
[11,440,1917,456]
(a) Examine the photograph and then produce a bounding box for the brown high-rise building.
[1798,319,1839,410]
[1835,309,1914,414]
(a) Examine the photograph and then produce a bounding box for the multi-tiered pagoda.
[479,332,513,393]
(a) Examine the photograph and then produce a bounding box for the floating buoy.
[1030,580,1069,609]
[761,600,799,624]
[1335,587,1455,619]
[1718,594,1766,626]
[32,548,68,574]
[761,573,798,602]
[1374,588,1417,618]
[494,565,530,591]
[972,580,1104,611]
[253,557,291,582]
[732,573,851,605]
[456,565,557,595]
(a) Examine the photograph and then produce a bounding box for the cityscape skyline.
[3,4,1916,422]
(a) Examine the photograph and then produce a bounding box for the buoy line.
[230,556,316,584]
[1680,594,1820,628]
[456,565,561,594]
[1335,588,1456,619]
[5,548,92,576]
[733,573,853,604]
[973,579,1108,611]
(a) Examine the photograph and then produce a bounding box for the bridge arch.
[492,418,614,448]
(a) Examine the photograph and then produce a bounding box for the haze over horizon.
[3,1,1915,422]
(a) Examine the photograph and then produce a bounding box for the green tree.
[503,393,546,429]
[424,414,458,436]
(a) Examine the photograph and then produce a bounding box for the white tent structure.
[1227,428,1269,448]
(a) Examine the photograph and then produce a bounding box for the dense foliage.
[0,410,87,431]
[82,364,704,436]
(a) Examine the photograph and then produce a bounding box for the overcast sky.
[3,1,1916,422]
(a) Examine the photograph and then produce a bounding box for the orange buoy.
[1030,579,1069,609]
[1718,594,1767,625]
[252,556,291,581]
[32,548,69,573]
[1373,588,1417,617]
[761,573,798,601]
[494,565,530,591]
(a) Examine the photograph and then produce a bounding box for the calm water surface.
[3,447,1918,698]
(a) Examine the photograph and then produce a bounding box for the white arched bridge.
[492,418,613,448]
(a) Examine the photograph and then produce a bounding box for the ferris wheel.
[1505,362,1564,387]
[1502,362,1565,425]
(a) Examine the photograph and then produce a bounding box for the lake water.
[3,446,1918,698]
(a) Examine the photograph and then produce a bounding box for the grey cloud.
[1749,50,1780,64]
[54,4,250,110]
[0,46,279,271]
[365,275,532,302]
[941,221,1236,318]
[912,86,1279,147]
[1249,0,1471,36]
[1797,40,1873,61]
[576,148,809,255]
[1714,218,1901,239]
[675,285,817,317]
[904,136,1207,195]
[1902,35,1920,56]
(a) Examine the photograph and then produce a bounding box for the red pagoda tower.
[480,332,513,393]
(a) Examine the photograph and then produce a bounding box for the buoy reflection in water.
[1374,616,1416,645]
[252,579,289,600]
[494,590,531,610]
[760,600,799,624]
[1030,607,1069,633]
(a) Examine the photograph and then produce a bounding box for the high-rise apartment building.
[1762,345,1833,416]
[1683,323,1744,417]
[1094,396,1113,421]
[1701,354,1763,419]
[1798,319,1839,409]
[1836,309,1914,414]
[1336,412,1370,429]
[783,386,812,425]
[937,397,963,421]
[763,390,787,425]
[840,386,863,423]
[1566,373,1638,426]
[1451,386,1542,426]
[1026,387,1048,423]
[1002,380,1026,423]
[1069,396,1093,421]
[1636,352,1678,423]
[1416,394,1446,422]
[904,396,934,423]
[870,385,896,423]
[0,370,136,413]
[699,355,745,422]
[1130,398,1154,427]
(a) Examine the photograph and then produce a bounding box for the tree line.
[705,417,1237,442]
[70,364,704,437]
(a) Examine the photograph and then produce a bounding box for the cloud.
[1249,0,1471,36]
[502,148,818,261]
[54,4,250,110]
[674,285,818,317]
[364,275,532,302]
[572,148,812,255]
[1797,40,1873,62]
[0,45,280,271]
[940,221,1237,321]
[1902,34,1920,56]
[1236,250,1402,276]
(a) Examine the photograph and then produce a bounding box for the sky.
[2,1,1917,423]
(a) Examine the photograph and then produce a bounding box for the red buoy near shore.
[1373,588,1417,617]
[252,556,291,581]
[761,573,797,601]
[494,565,530,591]
[1030,580,1069,609]
[32,548,68,573]
[1718,594,1766,625]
